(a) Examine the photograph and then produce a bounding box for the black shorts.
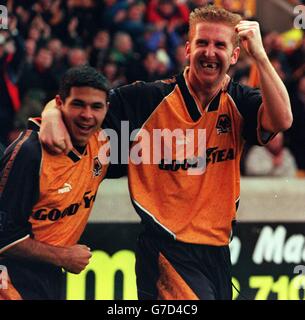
[135,231,232,300]
[0,257,65,300]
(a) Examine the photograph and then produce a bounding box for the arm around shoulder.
[40,99,73,154]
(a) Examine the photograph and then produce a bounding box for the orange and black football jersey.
[0,119,108,253]
[104,67,273,246]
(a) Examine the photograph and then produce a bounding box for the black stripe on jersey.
[176,74,201,122]
[207,91,221,112]
[67,150,81,163]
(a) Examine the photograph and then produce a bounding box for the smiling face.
[56,87,108,147]
[186,22,240,92]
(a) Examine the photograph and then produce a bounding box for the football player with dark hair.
[0,66,110,299]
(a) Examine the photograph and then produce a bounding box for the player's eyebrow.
[71,99,105,108]
[71,98,86,104]
[91,102,105,108]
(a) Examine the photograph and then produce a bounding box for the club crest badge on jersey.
[93,156,102,177]
[216,114,232,134]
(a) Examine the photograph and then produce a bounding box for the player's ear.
[185,41,191,60]
[230,46,240,65]
[55,95,63,109]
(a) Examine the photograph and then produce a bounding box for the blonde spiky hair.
[189,5,242,47]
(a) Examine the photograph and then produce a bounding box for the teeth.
[202,62,218,68]
[78,124,91,129]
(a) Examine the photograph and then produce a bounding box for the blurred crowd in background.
[0,0,304,177]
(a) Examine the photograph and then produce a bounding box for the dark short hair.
[59,65,110,101]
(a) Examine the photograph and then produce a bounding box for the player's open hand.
[235,20,267,62]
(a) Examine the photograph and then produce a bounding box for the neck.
[198,85,221,106]
[187,75,222,106]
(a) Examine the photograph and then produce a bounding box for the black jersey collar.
[67,149,83,162]
[177,69,232,119]
[207,90,222,112]
[176,73,202,122]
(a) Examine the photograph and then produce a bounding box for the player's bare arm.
[235,20,293,132]
[40,99,73,154]
[3,238,92,274]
